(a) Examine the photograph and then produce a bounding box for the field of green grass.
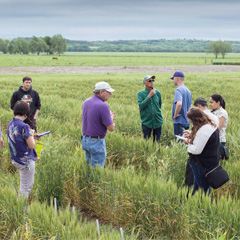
[1,52,240,66]
[1,53,240,239]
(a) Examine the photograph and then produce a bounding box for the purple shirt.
[7,118,35,165]
[0,123,2,137]
[82,95,113,136]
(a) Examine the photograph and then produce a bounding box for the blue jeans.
[142,124,162,143]
[81,136,106,168]
[190,162,211,196]
[174,123,189,141]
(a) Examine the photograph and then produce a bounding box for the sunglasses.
[147,79,155,83]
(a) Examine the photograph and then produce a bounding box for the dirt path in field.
[1,65,240,74]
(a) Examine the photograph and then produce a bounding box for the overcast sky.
[0,0,239,41]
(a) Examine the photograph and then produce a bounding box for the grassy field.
[1,52,240,66]
[1,56,240,239]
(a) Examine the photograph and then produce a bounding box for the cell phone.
[175,135,187,141]
[37,131,51,137]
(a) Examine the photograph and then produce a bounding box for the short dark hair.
[22,76,32,83]
[194,97,208,107]
[13,100,30,118]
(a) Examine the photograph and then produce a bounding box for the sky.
[0,0,239,41]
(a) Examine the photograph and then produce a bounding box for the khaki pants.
[12,160,35,199]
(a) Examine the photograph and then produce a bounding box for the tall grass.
[1,71,240,239]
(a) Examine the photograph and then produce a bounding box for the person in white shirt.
[209,94,228,146]
[183,108,220,196]
[184,98,219,189]
[194,98,219,127]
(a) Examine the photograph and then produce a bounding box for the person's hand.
[173,114,181,120]
[183,138,189,144]
[34,134,40,141]
[111,112,117,121]
[31,119,37,132]
[183,130,190,138]
[0,137,4,148]
[148,89,155,98]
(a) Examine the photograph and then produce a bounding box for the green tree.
[219,41,232,58]
[30,36,48,55]
[51,34,67,55]
[0,39,9,53]
[8,38,30,54]
[43,36,53,54]
[208,40,232,59]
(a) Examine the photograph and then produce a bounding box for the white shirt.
[203,109,219,127]
[212,107,228,142]
[188,124,217,155]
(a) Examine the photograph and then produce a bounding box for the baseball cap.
[143,75,155,84]
[194,97,208,107]
[94,82,115,92]
[170,71,185,80]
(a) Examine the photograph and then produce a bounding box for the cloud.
[0,0,239,40]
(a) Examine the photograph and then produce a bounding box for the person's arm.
[33,109,40,119]
[10,92,17,110]
[35,92,41,111]
[218,116,225,132]
[26,136,35,150]
[174,101,182,120]
[157,91,162,109]
[0,123,3,148]
[137,91,151,110]
[188,125,216,154]
[107,123,115,132]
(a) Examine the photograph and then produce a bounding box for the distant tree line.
[67,39,240,56]
[0,34,67,55]
[0,37,238,58]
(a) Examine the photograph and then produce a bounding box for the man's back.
[172,85,192,124]
[82,95,112,137]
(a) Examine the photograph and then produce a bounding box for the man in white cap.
[137,75,163,143]
[81,82,116,168]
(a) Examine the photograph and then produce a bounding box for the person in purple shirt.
[7,100,36,199]
[81,82,116,168]
[0,122,4,148]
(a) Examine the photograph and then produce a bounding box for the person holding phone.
[137,75,163,143]
[183,108,220,196]
[7,100,37,199]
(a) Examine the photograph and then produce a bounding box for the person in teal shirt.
[137,75,163,143]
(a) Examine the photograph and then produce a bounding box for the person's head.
[170,71,184,86]
[93,81,115,101]
[13,100,30,120]
[209,94,225,110]
[194,97,208,110]
[143,75,155,90]
[22,76,32,91]
[187,107,216,143]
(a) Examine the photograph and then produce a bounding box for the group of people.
[1,76,41,200]
[137,71,228,196]
[0,72,228,200]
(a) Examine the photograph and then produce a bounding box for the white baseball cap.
[94,82,115,92]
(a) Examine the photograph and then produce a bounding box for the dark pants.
[142,124,162,143]
[185,158,194,187]
[174,123,189,141]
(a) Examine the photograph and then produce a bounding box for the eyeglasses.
[147,79,155,83]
